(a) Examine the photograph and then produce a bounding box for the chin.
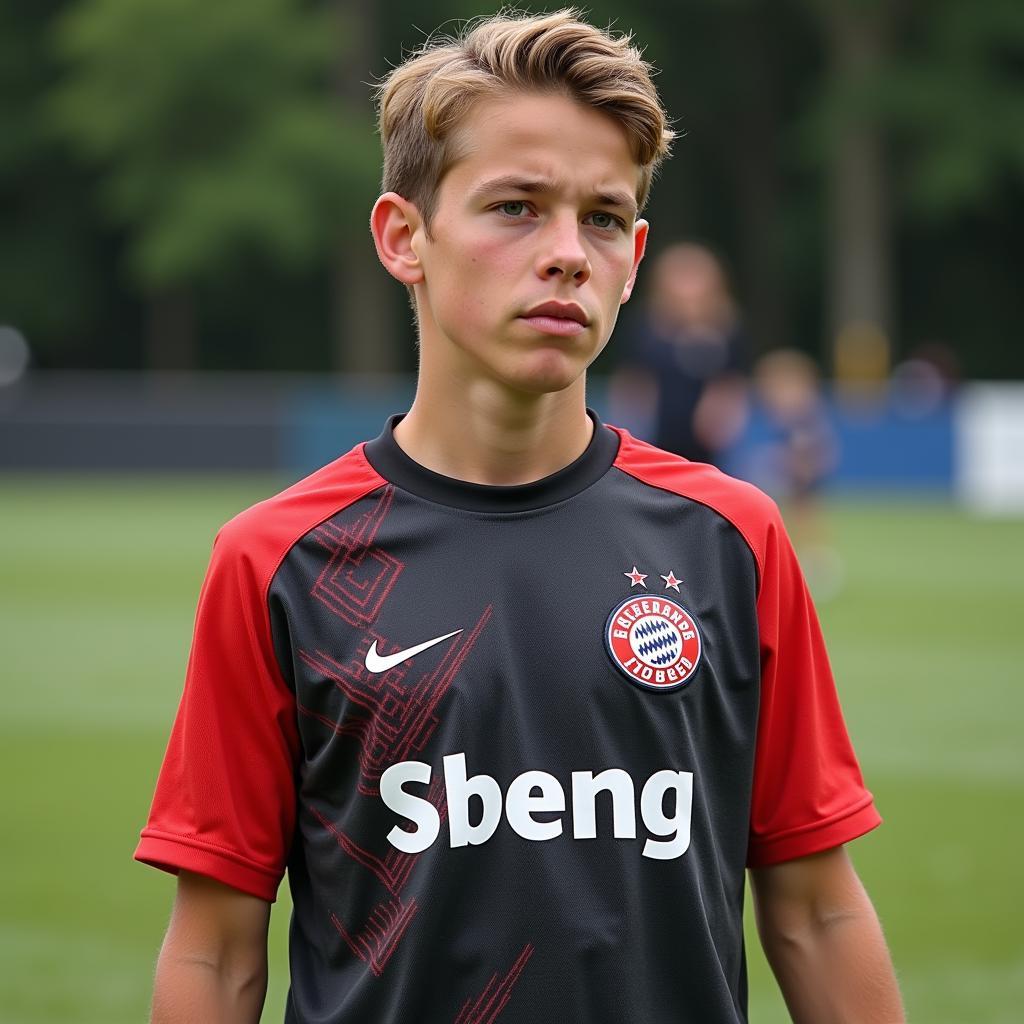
[500,359,585,395]
[511,375,580,396]
[503,368,585,395]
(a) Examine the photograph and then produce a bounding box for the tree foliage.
[883,0,1024,218]
[0,0,115,358]
[799,0,1024,218]
[49,0,377,290]
[0,0,1020,375]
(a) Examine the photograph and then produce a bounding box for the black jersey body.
[137,410,881,1024]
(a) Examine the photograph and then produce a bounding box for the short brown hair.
[375,9,674,233]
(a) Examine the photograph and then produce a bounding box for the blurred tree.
[0,0,134,367]
[326,0,399,376]
[800,0,1024,370]
[575,0,819,359]
[884,0,1024,220]
[0,0,1018,377]
[49,0,378,369]
[883,0,1024,377]
[817,0,895,373]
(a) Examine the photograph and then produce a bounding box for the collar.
[363,408,619,513]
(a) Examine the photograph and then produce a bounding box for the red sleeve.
[134,519,301,902]
[746,507,881,867]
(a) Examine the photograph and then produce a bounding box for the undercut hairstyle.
[375,8,674,234]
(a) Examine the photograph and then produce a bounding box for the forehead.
[441,90,640,203]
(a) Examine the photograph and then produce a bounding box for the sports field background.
[2,475,1021,1023]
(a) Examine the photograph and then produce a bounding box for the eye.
[497,200,529,218]
[587,211,623,231]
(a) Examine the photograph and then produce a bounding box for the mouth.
[518,300,590,337]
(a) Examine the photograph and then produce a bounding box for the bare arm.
[151,869,272,1024]
[749,846,904,1024]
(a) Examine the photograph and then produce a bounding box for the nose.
[535,213,591,285]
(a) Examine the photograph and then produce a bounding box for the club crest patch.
[604,595,703,692]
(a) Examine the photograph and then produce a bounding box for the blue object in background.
[283,377,416,476]
[829,399,954,492]
[723,392,955,494]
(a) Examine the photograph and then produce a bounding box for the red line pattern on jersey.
[330,897,418,978]
[308,778,449,897]
[297,604,493,796]
[454,944,536,1024]
[311,486,403,628]
[301,490,498,982]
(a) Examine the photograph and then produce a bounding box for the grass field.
[1,475,1022,1023]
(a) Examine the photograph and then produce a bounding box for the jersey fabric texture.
[135,411,881,1024]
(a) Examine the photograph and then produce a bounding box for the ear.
[620,218,649,303]
[370,192,425,286]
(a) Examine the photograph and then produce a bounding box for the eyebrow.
[468,175,638,219]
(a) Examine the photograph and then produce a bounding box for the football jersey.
[135,410,881,1024]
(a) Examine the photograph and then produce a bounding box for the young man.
[136,10,904,1023]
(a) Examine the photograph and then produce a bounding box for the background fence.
[4,372,1023,512]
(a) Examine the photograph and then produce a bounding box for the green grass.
[1,476,1022,1022]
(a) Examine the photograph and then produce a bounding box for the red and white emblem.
[604,595,703,692]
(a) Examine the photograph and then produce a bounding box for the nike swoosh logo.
[364,629,463,673]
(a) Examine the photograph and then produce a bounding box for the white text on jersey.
[380,753,693,860]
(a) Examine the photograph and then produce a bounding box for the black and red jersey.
[136,410,880,1023]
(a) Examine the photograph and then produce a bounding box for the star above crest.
[660,571,682,592]
[624,566,648,587]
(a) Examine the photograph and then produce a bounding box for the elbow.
[754,877,883,971]
[177,949,267,993]
[155,929,269,1005]
[757,901,865,956]
[161,945,268,994]
[755,904,815,958]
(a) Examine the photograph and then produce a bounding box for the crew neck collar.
[362,408,619,513]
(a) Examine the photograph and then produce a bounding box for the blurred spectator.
[746,348,839,496]
[610,243,748,466]
[740,348,842,597]
[890,341,961,418]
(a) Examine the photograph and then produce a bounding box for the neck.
[393,374,594,486]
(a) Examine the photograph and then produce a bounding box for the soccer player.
[135,10,904,1023]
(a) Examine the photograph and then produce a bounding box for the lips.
[521,301,590,326]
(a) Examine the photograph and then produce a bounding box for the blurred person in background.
[890,340,961,419]
[740,348,842,597]
[609,242,748,466]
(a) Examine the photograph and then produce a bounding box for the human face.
[410,91,648,396]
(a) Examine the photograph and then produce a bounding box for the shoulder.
[211,442,387,587]
[608,424,783,582]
